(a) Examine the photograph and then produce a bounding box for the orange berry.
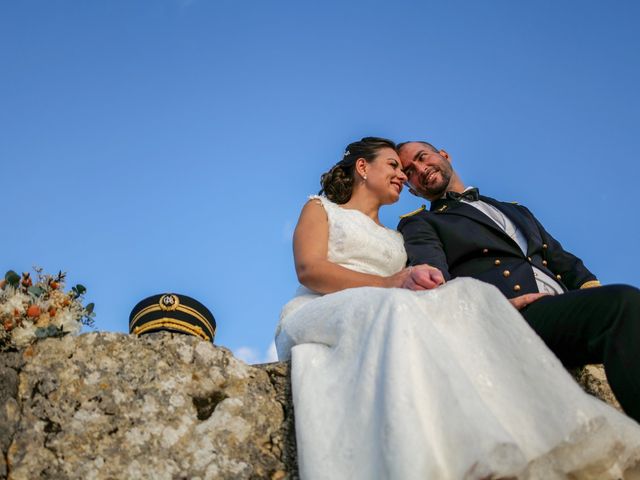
[50,281,59,290]
[48,307,57,317]
[0,279,6,289]
[27,305,41,317]
[3,319,14,331]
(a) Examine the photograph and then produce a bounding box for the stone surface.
[255,362,298,480]
[0,352,24,479]
[573,364,623,411]
[2,332,292,480]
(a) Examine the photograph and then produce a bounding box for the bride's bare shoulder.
[300,195,331,218]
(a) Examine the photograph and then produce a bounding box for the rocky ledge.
[0,332,621,479]
[0,332,296,480]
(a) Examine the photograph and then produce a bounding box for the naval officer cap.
[129,293,216,343]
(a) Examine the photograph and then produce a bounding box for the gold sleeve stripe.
[132,318,210,342]
[580,280,602,289]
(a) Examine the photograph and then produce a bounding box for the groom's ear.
[439,149,451,163]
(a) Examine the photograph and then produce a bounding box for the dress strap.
[308,195,337,213]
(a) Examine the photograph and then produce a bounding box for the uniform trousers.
[521,284,640,422]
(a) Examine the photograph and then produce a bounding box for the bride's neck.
[342,190,382,224]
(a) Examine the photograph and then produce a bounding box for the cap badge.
[159,294,180,311]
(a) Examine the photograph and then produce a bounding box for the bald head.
[397,141,462,201]
[397,141,439,155]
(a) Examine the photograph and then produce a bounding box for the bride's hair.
[320,136,396,204]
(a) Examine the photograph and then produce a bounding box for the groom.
[396,140,640,422]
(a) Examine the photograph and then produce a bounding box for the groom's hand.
[403,265,445,291]
[509,292,549,310]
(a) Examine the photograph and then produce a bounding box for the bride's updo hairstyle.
[320,136,396,204]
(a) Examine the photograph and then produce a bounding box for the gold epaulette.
[399,205,426,219]
[580,280,602,289]
[509,201,519,205]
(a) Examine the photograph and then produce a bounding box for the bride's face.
[363,148,408,205]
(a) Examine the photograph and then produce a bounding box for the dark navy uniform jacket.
[397,195,598,299]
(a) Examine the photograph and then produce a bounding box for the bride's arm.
[293,200,442,294]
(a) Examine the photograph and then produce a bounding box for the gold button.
[494,259,501,266]
[542,244,548,249]
[542,260,548,266]
[514,284,521,292]
[503,270,511,278]
[556,274,562,280]
[482,248,489,254]
[527,256,532,262]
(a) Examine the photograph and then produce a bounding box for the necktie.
[445,188,480,202]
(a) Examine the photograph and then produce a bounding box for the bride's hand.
[388,265,445,291]
[509,292,549,310]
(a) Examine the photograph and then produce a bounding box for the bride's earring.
[363,174,367,181]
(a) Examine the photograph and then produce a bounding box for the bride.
[275,137,640,479]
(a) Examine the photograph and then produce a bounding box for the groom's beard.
[417,165,453,200]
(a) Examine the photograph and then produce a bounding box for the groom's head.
[397,141,455,201]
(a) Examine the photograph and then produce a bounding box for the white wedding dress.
[275,195,640,480]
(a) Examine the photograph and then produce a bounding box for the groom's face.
[398,142,453,201]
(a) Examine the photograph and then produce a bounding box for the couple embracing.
[275,137,640,479]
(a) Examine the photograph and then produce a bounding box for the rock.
[572,364,622,411]
[0,351,24,478]
[3,332,291,480]
[255,362,298,480]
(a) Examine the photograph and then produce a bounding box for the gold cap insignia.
[159,294,180,311]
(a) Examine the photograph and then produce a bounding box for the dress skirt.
[276,278,640,480]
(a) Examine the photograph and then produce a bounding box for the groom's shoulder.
[399,204,426,219]
[397,205,432,230]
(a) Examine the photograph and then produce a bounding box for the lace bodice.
[313,195,407,277]
[279,196,407,322]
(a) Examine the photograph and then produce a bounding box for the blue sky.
[2,0,639,363]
